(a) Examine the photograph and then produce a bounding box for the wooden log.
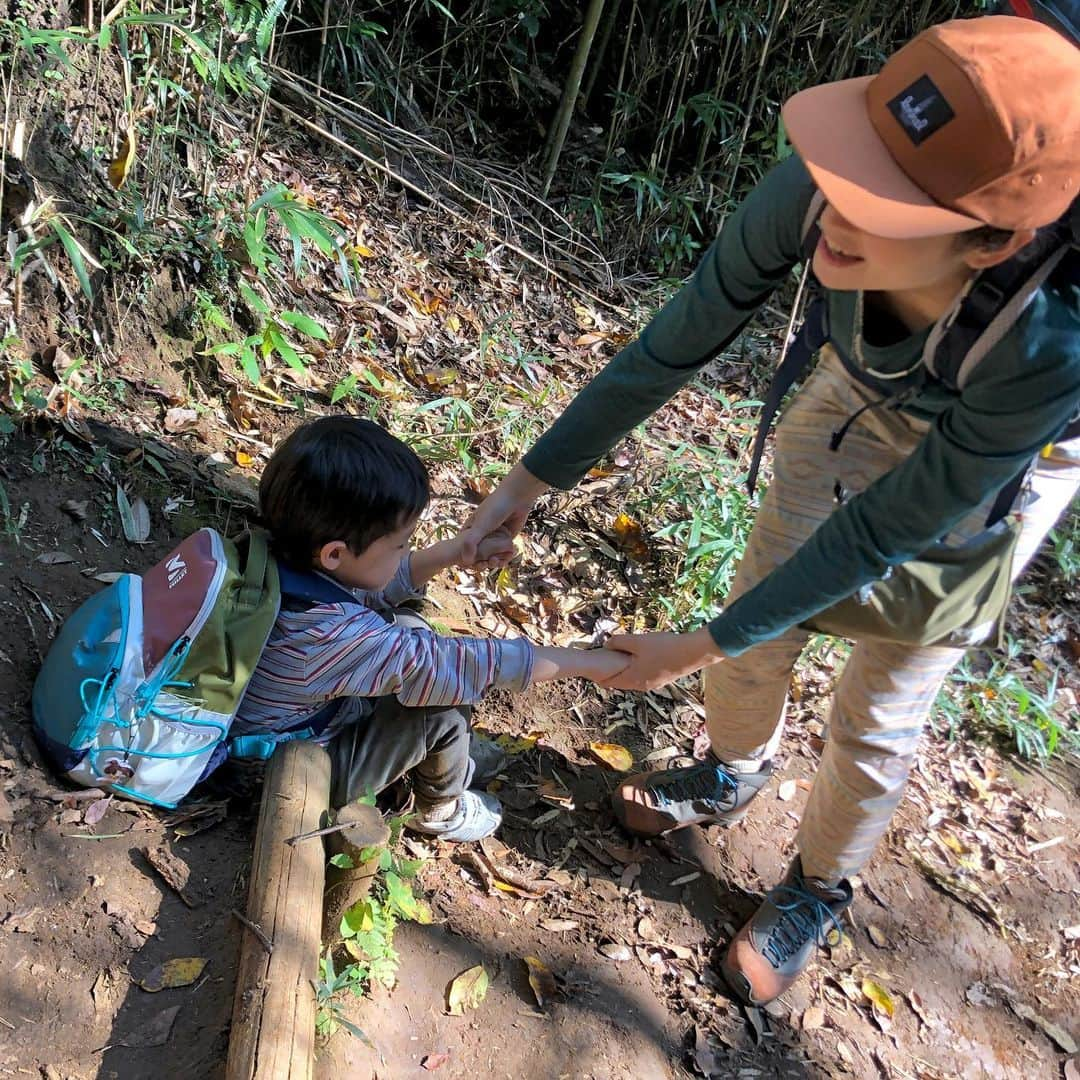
[226,741,331,1080]
[322,802,391,941]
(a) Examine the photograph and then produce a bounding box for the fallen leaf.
[693,1025,721,1076]
[235,450,255,468]
[862,978,895,1019]
[494,732,540,755]
[836,1040,854,1065]
[35,551,76,565]
[446,965,488,1016]
[421,1052,450,1071]
[524,955,557,1009]
[802,1005,825,1031]
[108,125,137,189]
[60,498,89,521]
[1064,1058,1079,1080]
[492,880,546,899]
[867,925,888,949]
[137,957,208,992]
[599,943,631,961]
[637,916,656,939]
[93,572,125,584]
[1008,1000,1078,1054]
[163,407,198,433]
[118,1004,180,1047]
[588,741,633,772]
[539,919,578,932]
[83,795,113,826]
[611,512,650,561]
[777,779,797,801]
[544,869,573,888]
[117,487,151,544]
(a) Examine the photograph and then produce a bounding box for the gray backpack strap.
[951,246,1069,389]
[799,190,826,257]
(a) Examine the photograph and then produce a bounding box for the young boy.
[232,415,628,842]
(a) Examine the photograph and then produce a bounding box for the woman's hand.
[599,628,725,691]
[468,463,550,567]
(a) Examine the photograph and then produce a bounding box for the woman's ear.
[316,540,347,571]
[962,228,1037,271]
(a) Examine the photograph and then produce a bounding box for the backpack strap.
[747,297,829,496]
[744,190,829,497]
[236,529,274,614]
[923,229,1070,390]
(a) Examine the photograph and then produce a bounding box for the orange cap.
[782,16,1079,238]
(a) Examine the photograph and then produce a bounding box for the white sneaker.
[410,790,503,842]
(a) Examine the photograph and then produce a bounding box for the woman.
[469,15,1080,1004]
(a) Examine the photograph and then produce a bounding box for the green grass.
[934,637,1078,764]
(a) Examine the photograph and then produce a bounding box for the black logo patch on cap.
[886,75,955,146]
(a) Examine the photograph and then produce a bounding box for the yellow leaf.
[108,126,136,189]
[446,313,462,333]
[494,732,540,754]
[589,741,634,772]
[523,955,556,1009]
[861,978,895,1019]
[351,243,374,258]
[137,957,207,992]
[235,450,255,467]
[446,965,489,1016]
[611,513,650,562]
[1032,657,1049,675]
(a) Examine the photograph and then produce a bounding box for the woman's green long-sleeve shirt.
[522,156,1080,657]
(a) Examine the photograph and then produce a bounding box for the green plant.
[936,639,1079,763]
[243,184,352,288]
[1047,510,1080,582]
[315,810,429,1041]
[207,283,330,384]
[12,201,102,300]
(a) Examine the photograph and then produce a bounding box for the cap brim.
[782,76,984,239]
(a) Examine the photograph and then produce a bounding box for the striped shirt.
[235,557,535,743]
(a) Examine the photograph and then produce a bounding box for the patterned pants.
[704,348,1080,882]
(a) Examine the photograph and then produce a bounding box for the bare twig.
[231,907,274,954]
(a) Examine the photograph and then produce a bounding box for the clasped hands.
[448,465,726,691]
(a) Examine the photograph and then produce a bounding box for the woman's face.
[812,203,976,295]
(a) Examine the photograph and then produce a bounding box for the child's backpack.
[32,528,280,807]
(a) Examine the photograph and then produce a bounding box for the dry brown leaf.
[802,1005,825,1031]
[777,779,797,801]
[164,407,198,434]
[867,925,888,948]
[421,1051,450,1071]
[108,126,136,189]
[588,741,633,772]
[523,955,557,1009]
[611,513,650,561]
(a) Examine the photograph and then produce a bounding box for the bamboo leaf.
[278,310,329,341]
[50,219,93,299]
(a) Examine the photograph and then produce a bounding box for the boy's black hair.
[260,415,430,567]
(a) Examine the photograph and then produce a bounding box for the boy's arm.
[321,610,629,708]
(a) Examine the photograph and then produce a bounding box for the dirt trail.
[1,431,1077,1080]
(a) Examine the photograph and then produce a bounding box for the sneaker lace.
[651,763,738,808]
[761,884,843,969]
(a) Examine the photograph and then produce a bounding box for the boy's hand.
[578,646,632,683]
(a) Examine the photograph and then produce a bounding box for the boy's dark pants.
[327,609,475,810]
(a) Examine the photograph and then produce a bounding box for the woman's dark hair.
[956,224,1019,252]
[259,416,430,567]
